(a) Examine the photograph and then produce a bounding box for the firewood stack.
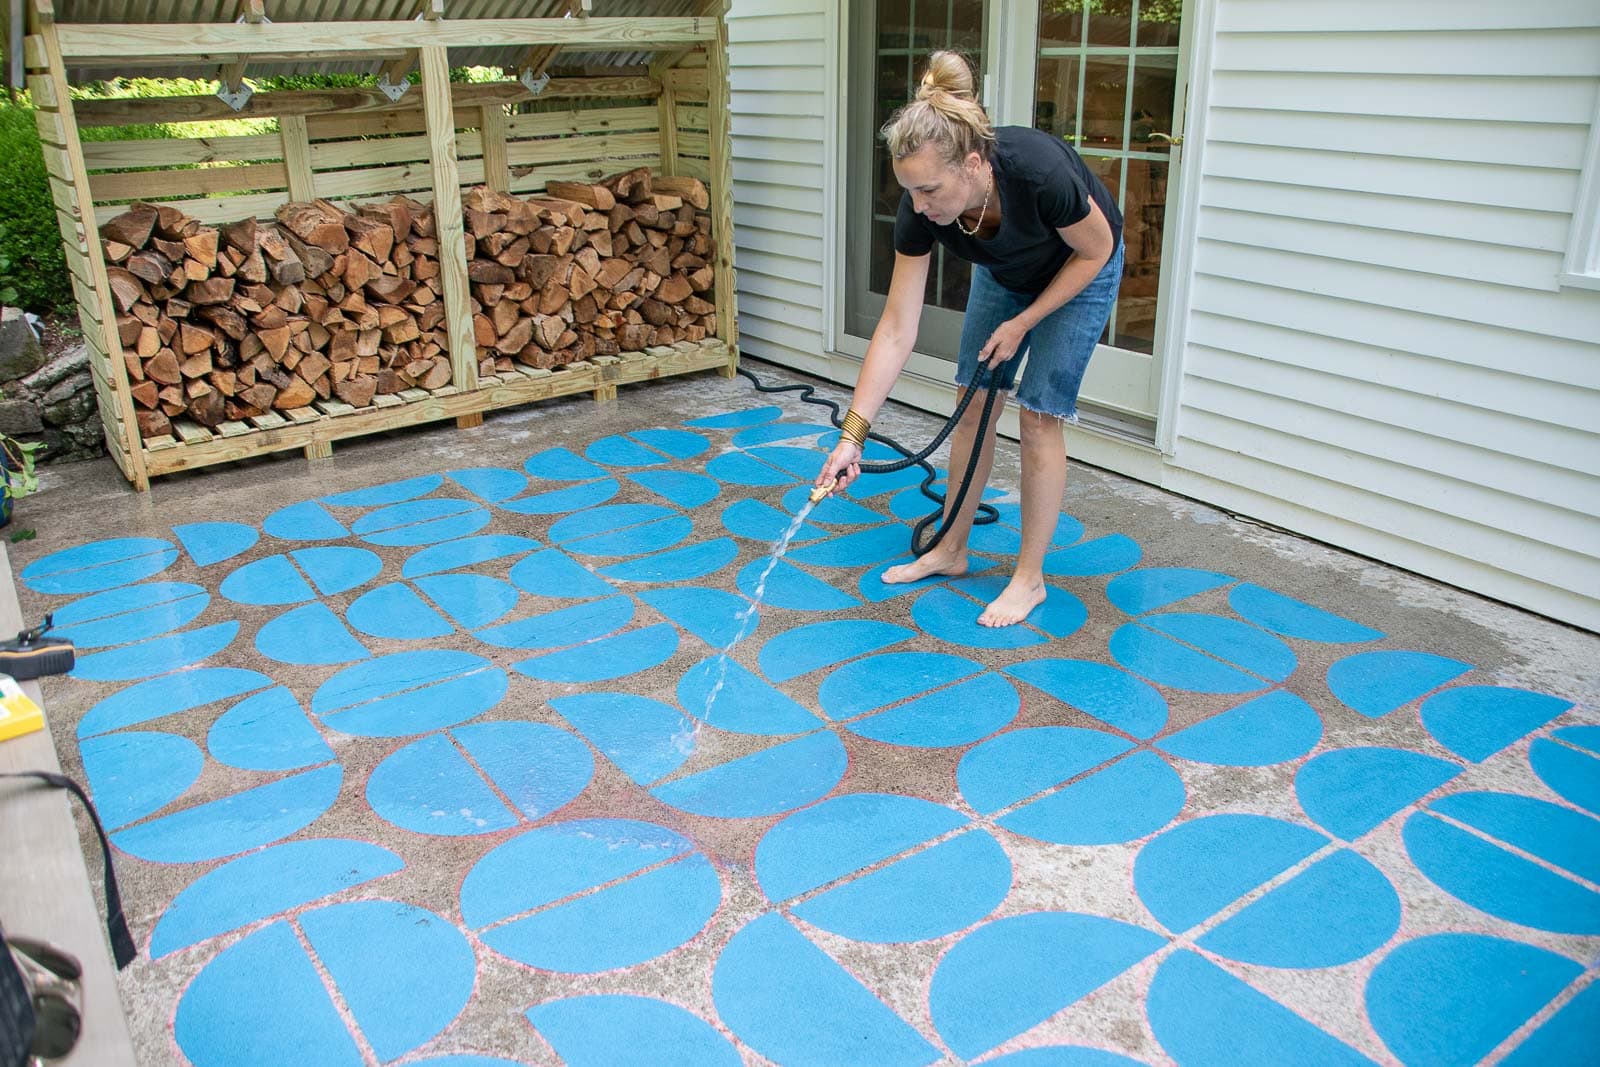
[99,195,446,440]
[462,168,718,376]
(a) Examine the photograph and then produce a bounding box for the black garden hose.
[736,364,1002,557]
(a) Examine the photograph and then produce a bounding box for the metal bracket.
[519,68,551,96]
[377,72,411,101]
[216,80,254,111]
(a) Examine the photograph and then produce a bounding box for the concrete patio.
[9,360,1598,1066]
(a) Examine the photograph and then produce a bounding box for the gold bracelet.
[840,408,871,448]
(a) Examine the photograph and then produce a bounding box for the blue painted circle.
[996,749,1186,846]
[525,446,607,480]
[1004,659,1168,739]
[651,732,848,818]
[527,995,740,1067]
[462,819,720,973]
[111,764,342,864]
[1295,746,1460,841]
[912,586,1048,650]
[512,623,680,683]
[1530,737,1600,816]
[1228,583,1383,643]
[78,666,272,738]
[446,466,528,502]
[757,619,915,682]
[312,650,506,737]
[368,721,593,836]
[736,557,859,611]
[321,475,443,508]
[1113,613,1294,692]
[686,404,782,429]
[256,603,369,665]
[1134,814,1328,933]
[1420,684,1572,763]
[1106,567,1233,614]
[173,522,258,567]
[263,500,348,541]
[1042,533,1141,576]
[413,573,521,629]
[1326,650,1472,717]
[353,499,491,546]
[550,692,695,787]
[598,538,740,583]
[49,581,208,648]
[629,469,720,509]
[21,537,178,594]
[499,479,619,516]
[1155,690,1323,767]
[207,685,334,772]
[507,549,613,600]
[347,582,453,640]
[818,651,982,721]
[71,621,240,683]
[81,730,203,830]
[679,655,821,735]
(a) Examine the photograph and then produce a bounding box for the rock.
[0,398,42,435]
[0,308,46,382]
[43,388,96,428]
[24,345,89,392]
[42,373,88,407]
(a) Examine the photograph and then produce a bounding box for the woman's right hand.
[816,438,863,497]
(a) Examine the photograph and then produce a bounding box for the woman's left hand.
[979,318,1028,368]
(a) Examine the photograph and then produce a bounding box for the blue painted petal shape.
[112,764,343,864]
[475,595,634,650]
[628,469,720,509]
[743,444,830,480]
[944,576,1088,639]
[72,621,240,682]
[733,421,836,447]
[686,405,782,428]
[257,603,369,665]
[958,727,1134,815]
[1326,651,1474,717]
[640,586,755,648]
[1149,951,1373,1067]
[713,913,940,1067]
[173,522,258,567]
[313,650,506,737]
[367,733,518,836]
[1404,812,1600,934]
[402,535,541,578]
[796,830,1011,943]
[1001,751,1186,845]
[1110,623,1268,694]
[358,510,490,547]
[598,538,739,583]
[550,693,694,786]
[848,672,1020,748]
[1005,659,1168,739]
[321,475,443,507]
[818,651,982,720]
[175,921,364,1067]
[721,498,828,542]
[1431,791,1600,884]
[1146,612,1297,681]
[1199,849,1400,967]
[499,479,619,516]
[706,451,797,486]
[79,667,272,738]
[1553,724,1600,756]
[49,582,208,648]
[21,537,177,595]
[738,558,860,611]
[651,732,847,818]
[757,794,969,902]
[1134,814,1328,932]
[549,502,679,543]
[81,730,203,830]
[208,686,334,772]
[759,620,915,682]
[987,1050,1146,1067]
[446,466,527,502]
[455,720,593,821]
[911,586,1048,650]
[1156,690,1323,767]
[991,507,1085,548]
[930,912,1166,1060]
[679,656,821,735]
[291,547,383,595]
[785,525,909,567]
[1420,684,1573,762]
[347,582,453,639]
[525,446,608,480]
[1366,934,1580,1067]
[1530,737,1600,816]
[1042,534,1141,576]
[844,465,928,500]
[263,500,347,540]
[632,428,710,458]
[1107,568,1233,614]
[587,433,668,466]
[1228,583,1384,642]
[300,900,473,1061]
[781,485,885,525]
[528,996,741,1067]
[413,573,520,629]
[1503,980,1600,1067]
[506,549,612,600]
[220,554,315,606]
[514,623,679,683]
[352,498,478,535]
[150,839,402,959]
[1296,746,1460,841]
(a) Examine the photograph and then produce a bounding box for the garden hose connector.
[809,481,835,505]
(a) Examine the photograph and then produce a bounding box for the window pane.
[950,0,985,52]
[1081,57,1129,152]
[871,220,895,295]
[1137,0,1183,47]
[1086,0,1133,46]
[1116,158,1168,353]
[1039,0,1085,48]
[1033,54,1081,143]
[1130,51,1178,154]
[879,0,911,49]
[938,253,972,311]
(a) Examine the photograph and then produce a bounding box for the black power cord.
[736,364,1002,557]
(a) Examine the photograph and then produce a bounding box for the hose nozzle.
[809,480,835,505]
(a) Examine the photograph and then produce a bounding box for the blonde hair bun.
[882,50,996,167]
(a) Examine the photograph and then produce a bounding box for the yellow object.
[840,409,872,449]
[0,674,44,742]
[809,480,835,504]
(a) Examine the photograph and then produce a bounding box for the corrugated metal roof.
[47,0,710,82]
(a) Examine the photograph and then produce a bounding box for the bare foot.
[881,547,968,584]
[978,576,1046,627]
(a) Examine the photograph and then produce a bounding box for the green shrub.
[0,104,70,313]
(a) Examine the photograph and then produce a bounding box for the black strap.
[1,772,136,970]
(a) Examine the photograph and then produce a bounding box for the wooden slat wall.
[1169,0,1600,629]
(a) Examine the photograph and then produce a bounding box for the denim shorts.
[955,242,1124,421]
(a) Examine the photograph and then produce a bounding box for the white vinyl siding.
[1168,0,1600,629]
[727,1,833,376]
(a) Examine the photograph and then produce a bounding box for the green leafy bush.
[0,104,71,313]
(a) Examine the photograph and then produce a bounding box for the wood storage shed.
[14,0,737,490]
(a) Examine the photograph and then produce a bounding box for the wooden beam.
[216,0,265,93]
[56,18,715,65]
[419,45,477,396]
[377,0,442,99]
[479,104,510,192]
[515,0,589,89]
[278,113,315,200]
[71,76,659,125]
[705,8,737,357]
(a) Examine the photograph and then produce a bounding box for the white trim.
[988,0,1039,128]
[1560,83,1600,287]
[1153,0,1217,456]
[819,0,843,347]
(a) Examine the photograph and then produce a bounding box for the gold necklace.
[954,167,993,237]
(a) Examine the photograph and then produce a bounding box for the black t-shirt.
[894,125,1123,296]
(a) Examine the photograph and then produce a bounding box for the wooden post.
[705,7,738,374]
[479,104,510,192]
[652,56,679,177]
[419,44,478,396]
[26,24,150,488]
[278,114,315,201]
